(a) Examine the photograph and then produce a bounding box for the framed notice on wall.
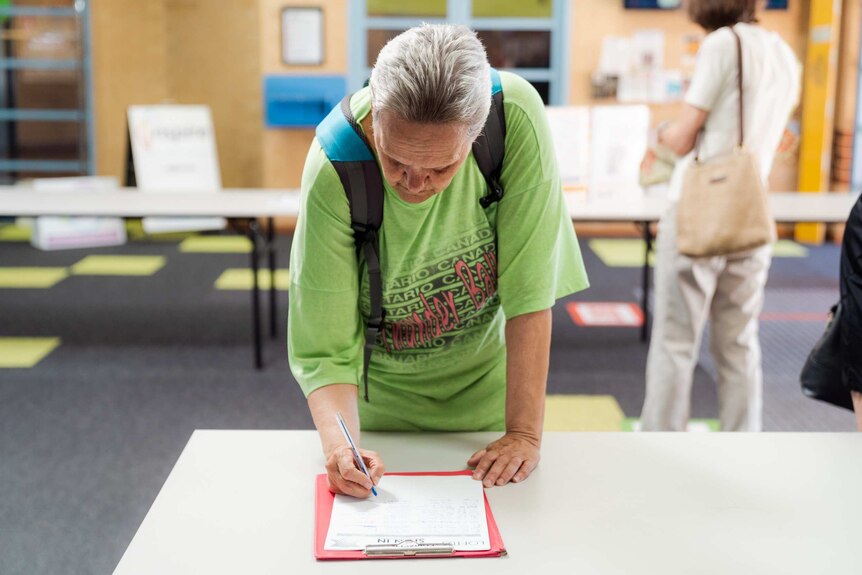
[281,7,324,66]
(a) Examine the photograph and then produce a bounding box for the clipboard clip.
[364,540,455,557]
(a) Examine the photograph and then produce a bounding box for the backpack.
[315,69,506,401]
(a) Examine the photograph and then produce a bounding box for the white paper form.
[324,475,490,551]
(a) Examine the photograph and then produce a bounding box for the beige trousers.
[640,206,771,431]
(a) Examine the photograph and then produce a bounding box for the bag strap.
[693,26,745,162]
[729,25,745,147]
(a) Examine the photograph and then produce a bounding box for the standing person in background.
[639,0,800,431]
[839,195,862,431]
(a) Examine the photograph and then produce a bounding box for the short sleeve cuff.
[501,277,590,320]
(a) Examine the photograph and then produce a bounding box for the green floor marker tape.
[0,224,31,241]
[179,236,252,253]
[589,239,656,268]
[772,240,809,258]
[0,337,61,368]
[622,418,719,432]
[126,220,199,242]
[0,267,68,288]
[71,255,166,276]
[214,269,290,291]
[544,395,625,431]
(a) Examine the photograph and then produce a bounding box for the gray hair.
[369,24,491,140]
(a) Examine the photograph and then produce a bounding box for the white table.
[565,190,859,223]
[0,187,300,218]
[3,186,857,352]
[567,191,860,341]
[113,430,862,574]
[4,186,847,222]
[0,186,301,368]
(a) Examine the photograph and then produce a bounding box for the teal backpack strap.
[316,95,383,402]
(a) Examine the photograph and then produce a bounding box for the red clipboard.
[314,470,507,560]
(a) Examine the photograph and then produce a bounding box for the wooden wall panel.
[263,130,312,193]
[91,0,261,186]
[90,0,168,180]
[165,0,263,188]
[259,0,348,74]
[260,0,347,188]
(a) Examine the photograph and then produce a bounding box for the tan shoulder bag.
[676,26,776,258]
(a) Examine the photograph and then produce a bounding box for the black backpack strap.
[317,94,384,402]
[473,68,506,208]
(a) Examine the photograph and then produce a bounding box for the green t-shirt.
[288,72,589,431]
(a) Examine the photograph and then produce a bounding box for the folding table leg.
[267,217,277,339]
[641,221,652,343]
[248,219,263,369]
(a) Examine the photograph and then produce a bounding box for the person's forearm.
[504,308,552,444]
[656,104,708,157]
[658,121,697,157]
[307,384,360,457]
[852,391,862,432]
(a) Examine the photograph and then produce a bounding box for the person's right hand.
[325,445,385,498]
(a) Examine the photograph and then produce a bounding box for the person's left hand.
[467,433,540,488]
[640,148,657,176]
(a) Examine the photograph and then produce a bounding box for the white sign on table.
[546,105,649,200]
[127,105,225,233]
[589,105,650,202]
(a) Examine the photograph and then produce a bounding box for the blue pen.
[336,412,378,496]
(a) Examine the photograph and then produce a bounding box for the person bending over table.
[288,24,588,497]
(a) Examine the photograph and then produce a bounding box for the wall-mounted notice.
[282,7,324,66]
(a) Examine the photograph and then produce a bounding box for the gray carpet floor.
[0,229,856,574]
